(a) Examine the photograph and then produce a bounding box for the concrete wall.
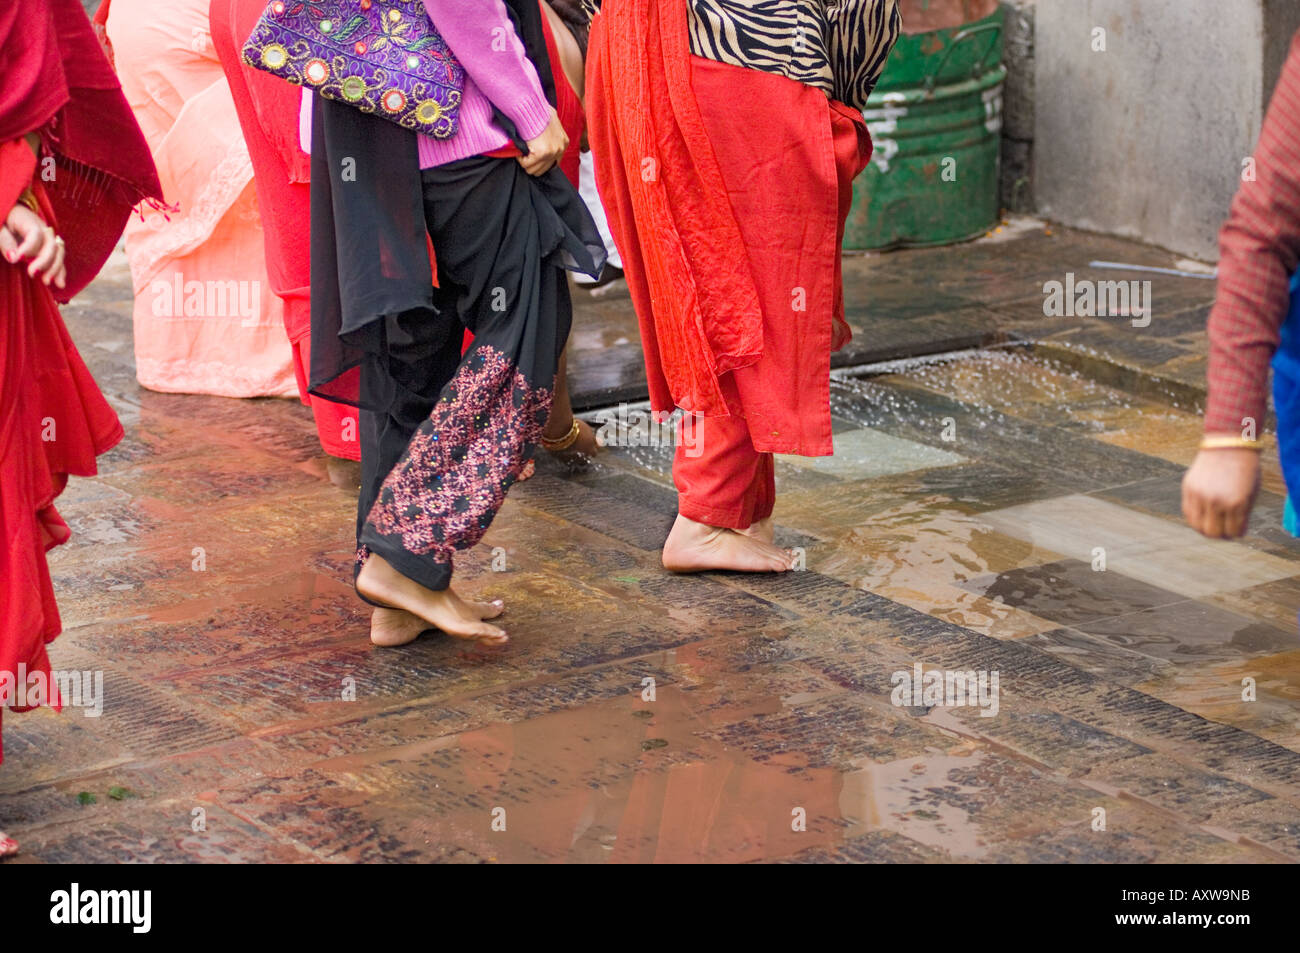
[1035,0,1300,261]
[1264,0,1300,96]
[1000,0,1037,212]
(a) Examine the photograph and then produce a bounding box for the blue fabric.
[1271,270,1300,536]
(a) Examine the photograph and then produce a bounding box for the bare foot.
[0,832,17,859]
[446,588,506,622]
[357,554,508,645]
[369,606,430,647]
[738,517,775,545]
[661,513,794,573]
[325,456,362,491]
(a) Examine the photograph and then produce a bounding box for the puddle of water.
[353,686,853,863]
[816,502,1061,639]
[839,746,991,859]
[344,679,1010,863]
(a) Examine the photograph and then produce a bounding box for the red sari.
[0,0,161,761]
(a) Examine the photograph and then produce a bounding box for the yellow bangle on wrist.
[1200,436,1265,451]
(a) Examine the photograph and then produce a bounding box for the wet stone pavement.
[3,223,1299,864]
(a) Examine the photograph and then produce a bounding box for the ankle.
[669,513,723,542]
[543,414,574,439]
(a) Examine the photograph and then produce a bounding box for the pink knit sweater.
[415,0,553,168]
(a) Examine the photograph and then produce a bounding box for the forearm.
[542,1,585,100]
[1205,213,1292,434]
[1205,260,1286,437]
[421,0,552,140]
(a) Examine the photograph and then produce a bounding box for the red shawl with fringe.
[0,0,163,301]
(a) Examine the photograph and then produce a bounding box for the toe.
[473,598,506,620]
[444,619,508,644]
[470,621,509,645]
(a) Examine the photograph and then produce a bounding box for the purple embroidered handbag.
[241,0,464,139]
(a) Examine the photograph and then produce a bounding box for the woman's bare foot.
[0,832,17,859]
[661,513,794,573]
[445,588,506,623]
[738,517,775,545]
[325,456,362,491]
[357,554,508,645]
[369,593,505,647]
[578,418,601,455]
[369,606,430,647]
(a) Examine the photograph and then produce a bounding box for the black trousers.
[355,155,579,593]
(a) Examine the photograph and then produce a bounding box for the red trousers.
[674,391,776,530]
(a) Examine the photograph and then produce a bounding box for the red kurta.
[586,0,871,457]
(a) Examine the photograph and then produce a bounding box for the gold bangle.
[1200,436,1265,451]
[541,417,581,452]
[17,189,39,214]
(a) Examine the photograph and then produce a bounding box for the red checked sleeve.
[1205,30,1300,434]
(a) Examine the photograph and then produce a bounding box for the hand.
[1182,446,1262,538]
[2,201,66,289]
[518,107,568,178]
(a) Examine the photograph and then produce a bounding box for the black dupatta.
[308,0,600,410]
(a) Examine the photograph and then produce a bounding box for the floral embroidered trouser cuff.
[353,155,597,593]
[359,345,554,591]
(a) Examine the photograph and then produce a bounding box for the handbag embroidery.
[241,0,465,138]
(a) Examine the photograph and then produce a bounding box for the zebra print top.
[578,1,901,111]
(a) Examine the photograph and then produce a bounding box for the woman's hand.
[518,107,568,177]
[1,201,66,289]
[1182,446,1262,538]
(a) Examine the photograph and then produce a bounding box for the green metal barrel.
[844,8,1006,250]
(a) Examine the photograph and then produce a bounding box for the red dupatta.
[0,0,163,302]
[585,0,765,417]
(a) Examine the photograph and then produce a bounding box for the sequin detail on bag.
[241,0,464,138]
